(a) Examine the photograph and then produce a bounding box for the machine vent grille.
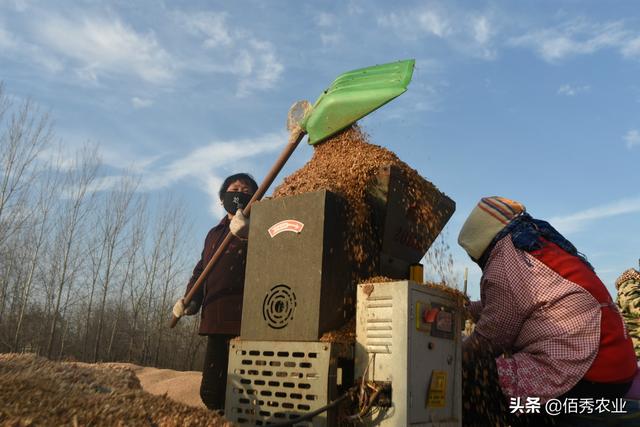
[228,342,333,426]
[263,285,297,329]
[365,295,393,354]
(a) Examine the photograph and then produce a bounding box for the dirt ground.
[104,362,206,410]
[0,353,232,427]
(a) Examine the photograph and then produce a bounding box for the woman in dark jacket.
[172,173,257,412]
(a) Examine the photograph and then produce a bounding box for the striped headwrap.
[458,196,526,261]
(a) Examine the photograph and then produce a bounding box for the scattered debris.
[360,276,396,284]
[0,353,232,427]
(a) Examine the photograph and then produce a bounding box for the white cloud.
[472,15,492,45]
[376,81,445,122]
[0,23,64,72]
[177,12,284,97]
[622,36,640,58]
[131,97,153,109]
[377,7,497,60]
[154,131,285,215]
[557,84,590,96]
[376,9,452,38]
[549,195,640,234]
[89,131,286,217]
[161,132,284,184]
[320,33,341,47]
[38,132,163,177]
[0,25,17,49]
[623,129,640,149]
[347,0,364,16]
[378,10,640,64]
[85,175,127,194]
[179,11,231,48]
[6,0,30,12]
[416,10,451,38]
[316,12,334,28]
[234,40,284,97]
[509,19,629,62]
[3,7,283,95]
[34,15,174,84]
[470,14,497,59]
[37,147,78,172]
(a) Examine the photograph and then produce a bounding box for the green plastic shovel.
[302,59,415,144]
[170,59,415,328]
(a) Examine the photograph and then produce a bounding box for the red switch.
[423,307,440,323]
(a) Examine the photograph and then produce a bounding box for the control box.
[355,281,461,426]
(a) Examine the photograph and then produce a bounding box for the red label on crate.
[268,220,304,237]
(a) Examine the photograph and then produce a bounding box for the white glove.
[172,298,199,318]
[229,209,250,239]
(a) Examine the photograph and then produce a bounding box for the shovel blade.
[303,59,415,145]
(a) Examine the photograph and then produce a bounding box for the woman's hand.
[172,298,200,318]
[230,209,250,239]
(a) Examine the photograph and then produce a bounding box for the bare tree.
[106,194,147,361]
[57,275,75,359]
[139,211,167,365]
[0,86,52,336]
[153,200,188,366]
[125,204,151,362]
[12,158,59,351]
[92,175,138,362]
[423,227,459,287]
[0,84,52,247]
[82,223,108,360]
[0,241,17,331]
[45,147,99,358]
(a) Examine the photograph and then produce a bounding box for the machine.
[205,56,459,427]
[225,165,458,426]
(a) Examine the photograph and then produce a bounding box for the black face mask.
[223,191,253,214]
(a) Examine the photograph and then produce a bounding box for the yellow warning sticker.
[427,370,447,408]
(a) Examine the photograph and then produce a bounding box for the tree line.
[0,85,206,371]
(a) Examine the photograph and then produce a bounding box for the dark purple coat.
[186,216,247,335]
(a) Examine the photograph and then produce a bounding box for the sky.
[1,0,639,299]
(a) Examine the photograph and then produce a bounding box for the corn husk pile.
[0,353,232,427]
[273,125,448,281]
[319,317,356,344]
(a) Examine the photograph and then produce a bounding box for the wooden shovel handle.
[170,128,305,328]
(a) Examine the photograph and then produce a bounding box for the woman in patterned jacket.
[616,267,640,358]
[458,196,637,426]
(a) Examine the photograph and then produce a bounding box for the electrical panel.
[355,281,461,426]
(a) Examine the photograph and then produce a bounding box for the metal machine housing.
[355,281,461,426]
[226,340,352,426]
[241,190,352,342]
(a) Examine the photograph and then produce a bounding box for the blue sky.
[1,0,639,298]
